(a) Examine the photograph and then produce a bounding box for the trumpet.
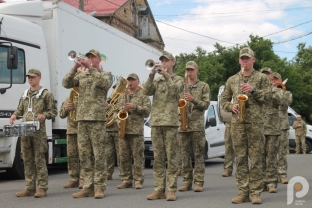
[273,78,288,92]
[145,59,165,72]
[68,50,90,66]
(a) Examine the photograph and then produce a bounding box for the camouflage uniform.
[105,121,120,178]
[277,91,292,178]
[115,89,151,185]
[143,73,183,192]
[59,96,81,183]
[13,87,57,191]
[262,85,284,189]
[178,80,210,186]
[220,70,271,197]
[292,120,307,153]
[62,67,112,191]
[223,122,234,174]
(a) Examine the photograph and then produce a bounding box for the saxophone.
[236,65,248,123]
[178,72,188,131]
[69,70,84,122]
[118,88,128,139]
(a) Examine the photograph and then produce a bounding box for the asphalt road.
[0,154,311,208]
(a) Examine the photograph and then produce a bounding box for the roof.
[63,0,127,15]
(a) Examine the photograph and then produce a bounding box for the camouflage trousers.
[295,135,306,152]
[78,121,107,190]
[151,126,179,192]
[66,134,81,182]
[119,134,144,185]
[231,123,263,196]
[21,133,48,191]
[223,124,234,173]
[277,130,289,178]
[105,131,120,176]
[179,131,205,185]
[262,135,278,188]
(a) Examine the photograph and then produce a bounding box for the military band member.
[260,67,284,193]
[115,73,151,189]
[144,51,184,201]
[272,72,292,184]
[178,61,210,192]
[220,48,271,204]
[292,115,307,154]
[10,69,57,198]
[222,122,234,177]
[62,49,112,199]
[59,96,83,189]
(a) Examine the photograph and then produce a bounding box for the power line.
[263,20,312,37]
[273,31,312,44]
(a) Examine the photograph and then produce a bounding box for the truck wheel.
[6,137,25,179]
[305,140,312,154]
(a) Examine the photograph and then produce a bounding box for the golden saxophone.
[178,72,188,131]
[118,87,129,139]
[69,70,84,122]
[236,65,248,123]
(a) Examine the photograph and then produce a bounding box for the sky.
[3,0,312,61]
[148,0,312,61]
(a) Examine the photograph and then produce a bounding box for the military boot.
[280,177,288,184]
[94,188,104,199]
[231,195,251,204]
[146,191,166,200]
[34,188,47,198]
[63,180,79,188]
[268,186,277,193]
[117,182,132,189]
[222,171,232,177]
[178,183,192,191]
[303,151,306,154]
[194,184,203,192]
[135,183,143,189]
[167,191,176,201]
[251,194,262,204]
[16,189,36,197]
[79,182,83,189]
[72,189,95,198]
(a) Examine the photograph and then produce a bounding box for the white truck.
[0,1,161,178]
[217,85,312,154]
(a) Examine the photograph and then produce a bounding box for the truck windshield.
[0,46,25,84]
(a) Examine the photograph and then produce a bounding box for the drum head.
[4,125,15,137]
[14,124,25,137]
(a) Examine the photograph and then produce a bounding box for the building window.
[138,15,148,37]
[131,2,137,25]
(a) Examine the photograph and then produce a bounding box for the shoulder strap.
[22,89,29,99]
[36,88,47,98]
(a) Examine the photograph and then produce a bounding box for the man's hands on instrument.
[184,93,194,102]
[123,103,134,110]
[240,83,254,93]
[65,102,74,111]
[36,114,46,121]
[10,114,16,125]
[232,104,238,114]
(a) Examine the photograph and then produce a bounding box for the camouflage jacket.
[13,87,57,133]
[178,80,210,132]
[115,89,151,135]
[263,86,284,135]
[279,91,293,130]
[62,68,112,121]
[59,96,77,135]
[220,70,271,124]
[292,120,307,136]
[143,73,184,126]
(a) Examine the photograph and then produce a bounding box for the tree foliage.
[174,35,312,123]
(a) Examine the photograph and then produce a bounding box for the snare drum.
[24,123,36,136]
[3,125,15,137]
[14,124,26,137]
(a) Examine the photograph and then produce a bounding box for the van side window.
[206,105,217,128]
[0,46,25,84]
[288,113,296,126]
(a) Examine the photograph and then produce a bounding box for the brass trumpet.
[145,59,165,72]
[273,78,288,92]
[68,50,90,66]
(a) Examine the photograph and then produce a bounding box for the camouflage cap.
[127,73,139,80]
[260,67,272,74]
[272,72,282,80]
[26,68,41,77]
[159,51,176,61]
[239,47,254,58]
[185,61,198,70]
[86,49,101,58]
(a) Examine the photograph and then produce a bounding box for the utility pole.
[78,0,85,12]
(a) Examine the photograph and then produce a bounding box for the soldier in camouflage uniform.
[260,67,284,193]
[272,72,293,184]
[10,69,57,198]
[222,122,235,177]
[62,49,112,199]
[59,96,83,189]
[220,48,271,204]
[115,73,151,189]
[177,61,210,193]
[144,51,184,201]
[292,115,307,154]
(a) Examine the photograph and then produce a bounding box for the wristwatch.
[251,87,256,93]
